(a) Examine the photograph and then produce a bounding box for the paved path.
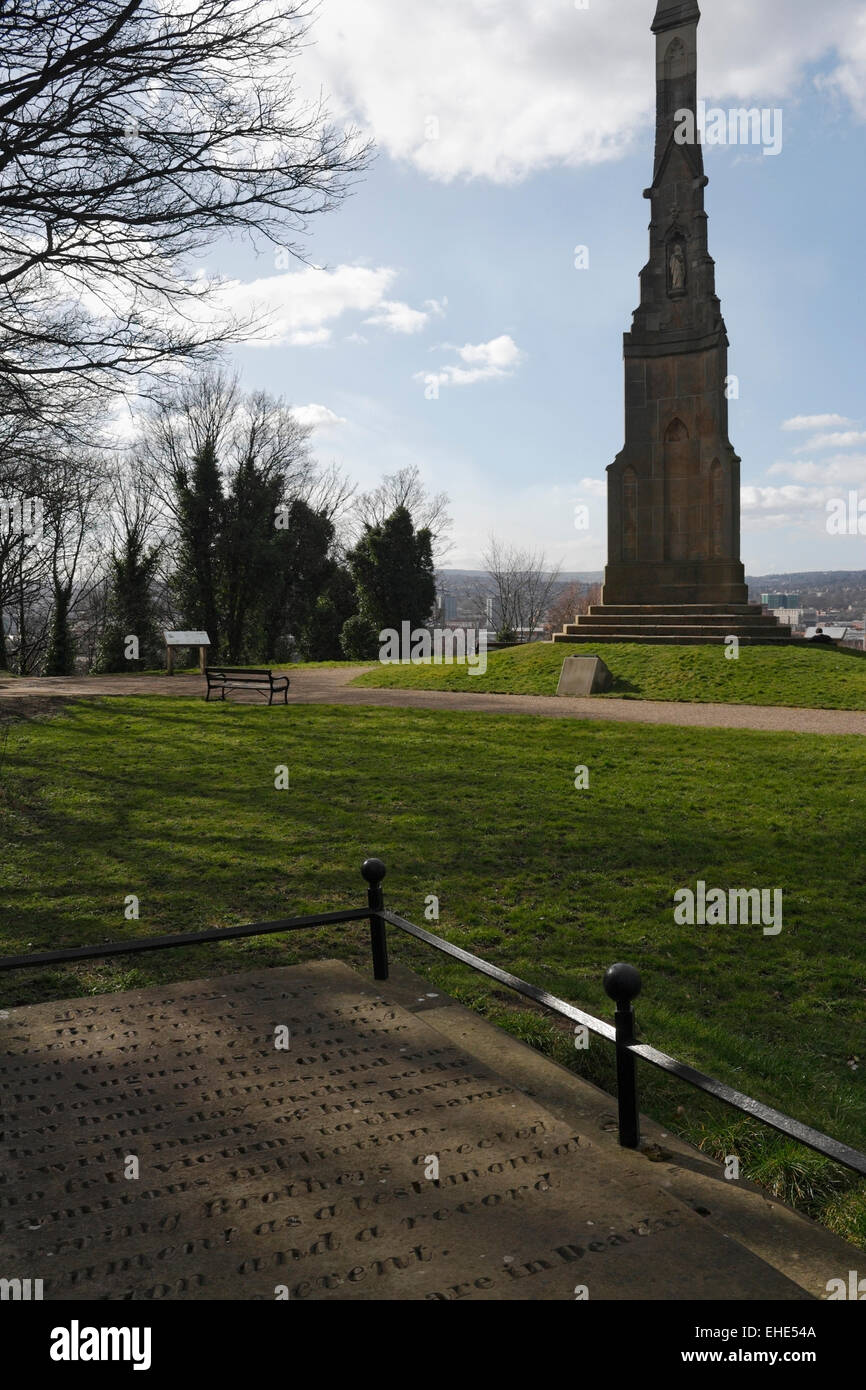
[2,667,865,735]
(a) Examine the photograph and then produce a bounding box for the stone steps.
[588,604,769,616]
[552,603,797,646]
[574,617,785,630]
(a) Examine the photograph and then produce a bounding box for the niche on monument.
[667,235,687,297]
[710,459,724,557]
[662,37,687,116]
[663,417,707,562]
[622,467,638,561]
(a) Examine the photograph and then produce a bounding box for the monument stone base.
[602,560,749,607]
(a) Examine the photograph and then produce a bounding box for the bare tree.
[0,510,51,674]
[482,537,562,643]
[141,369,316,521]
[302,461,358,547]
[0,0,370,426]
[544,580,602,635]
[355,466,452,559]
[42,456,107,674]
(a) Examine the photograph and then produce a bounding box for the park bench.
[204,667,290,704]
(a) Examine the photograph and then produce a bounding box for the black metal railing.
[2,857,865,1180]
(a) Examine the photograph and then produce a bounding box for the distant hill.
[438,569,866,615]
[439,569,603,585]
[746,572,866,612]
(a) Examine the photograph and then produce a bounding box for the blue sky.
[190,0,866,574]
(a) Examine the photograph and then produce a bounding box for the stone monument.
[555,0,792,645]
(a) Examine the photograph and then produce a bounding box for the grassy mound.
[351,641,866,709]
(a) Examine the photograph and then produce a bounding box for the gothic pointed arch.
[664,37,686,81]
[662,37,687,113]
[622,467,638,561]
[710,459,724,557]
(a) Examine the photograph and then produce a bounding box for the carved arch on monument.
[664,38,687,79]
[663,417,701,561]
[710,459,724,558]
[663,38,687,114]
[622,467,638,561]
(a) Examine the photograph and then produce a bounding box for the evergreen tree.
[220,453,284,662]
[260,499,335,660]
[43,589,76,675]
[170,437,223,655]
[92,526,161,672]
[300,564,357,661]
[339,611,380,661]
[346,505,436,635]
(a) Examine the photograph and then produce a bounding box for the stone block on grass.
[557,656,613,697]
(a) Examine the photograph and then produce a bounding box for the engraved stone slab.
[0,962,811,1301]
[557,656,613,697]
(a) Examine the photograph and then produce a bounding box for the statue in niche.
[667,241,686,293]
[669,241,686,293]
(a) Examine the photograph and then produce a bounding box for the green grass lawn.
[351,640,866,709]
[1,696,864,1243]
[79,659,359,676]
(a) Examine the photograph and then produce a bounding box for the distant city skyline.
[174,0,866,575]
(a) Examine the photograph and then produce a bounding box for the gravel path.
[2,667,865,735]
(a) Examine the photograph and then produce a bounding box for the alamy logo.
[674,102,783,157]
[0,1276,43,1300]
[826,1271,866,1300]
[826,492,866,536]
[0,496,44,543]
[673,882,783,936]
[379,622,487,675]
[49,1321,152,1371]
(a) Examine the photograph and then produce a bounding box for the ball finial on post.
[361,857,386,886]
[603,962,642,1004]
[362,858,388,981]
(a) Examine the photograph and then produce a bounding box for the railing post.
[603,963,642,1149]
[362,858,388,980]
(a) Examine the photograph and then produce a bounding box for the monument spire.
[553,0,792,645]
[598,0,746,608]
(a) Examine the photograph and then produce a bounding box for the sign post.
[163,631,211,675]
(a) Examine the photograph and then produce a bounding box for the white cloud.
[794,430,866,452]
[298,0,866,184]
[768,454,866,486]
[364,296,447,334]
[740,484,828,531]
[206,264,442,347]
[817,7,866,118]
[291,404,347,431]
[364,300,431,334]
[740,454,866,532]
[289,327,331,347]
[416,334,525,389]
[578,476,607,498]
[743,484,822,511]
[781,413,855,431]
